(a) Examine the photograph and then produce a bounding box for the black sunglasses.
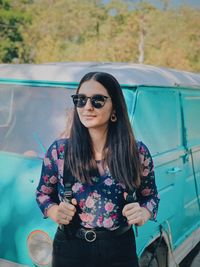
[71,94,111,109]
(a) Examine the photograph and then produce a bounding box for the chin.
[83,122,97,128]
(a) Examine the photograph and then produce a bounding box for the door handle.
[166,167,182,174]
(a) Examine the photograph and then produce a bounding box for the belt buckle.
[84,229,96,242]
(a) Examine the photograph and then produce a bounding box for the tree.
[0,0,31,63]
[144,5,200,71]
[0,0,199,72]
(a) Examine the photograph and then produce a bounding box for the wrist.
[139,207,151,226]
[46,204,59,223]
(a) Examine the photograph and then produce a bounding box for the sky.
[103,0,200,9]
[147,0,200,8]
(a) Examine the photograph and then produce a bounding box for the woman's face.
[77,80,113,131]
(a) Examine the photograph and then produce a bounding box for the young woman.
[36,72,160,267]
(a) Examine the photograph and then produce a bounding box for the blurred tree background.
[0,0,199,72]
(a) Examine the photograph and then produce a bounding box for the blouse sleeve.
[136,141,160,221]
[36,141,60,217]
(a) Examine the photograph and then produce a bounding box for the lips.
[83,116,96,120]
[83,115,96,119]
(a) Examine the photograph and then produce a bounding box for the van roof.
[0,62,200,87]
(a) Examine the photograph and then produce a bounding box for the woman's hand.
[47,198,77,225]
[122,202,151,226]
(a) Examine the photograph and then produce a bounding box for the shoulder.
[54,138,68,148]
[136,141,154,169]
[136,141,151,156]
[46,138,68,157]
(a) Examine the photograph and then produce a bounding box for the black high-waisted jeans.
[52,227,139,267]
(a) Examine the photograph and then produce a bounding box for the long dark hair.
[65,72,141,190]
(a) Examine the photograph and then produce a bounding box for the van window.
[0,87,14,127]
[132,88,181,155]
[0,84,75,157]
[181,92,200,147]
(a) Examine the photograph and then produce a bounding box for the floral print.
[36,139,160,229]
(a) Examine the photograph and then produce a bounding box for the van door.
[180,91,200,231]
[131,87,188,250]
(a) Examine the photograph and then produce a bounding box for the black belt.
[75,225,131,242]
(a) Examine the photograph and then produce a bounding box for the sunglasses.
[71,94,111,109]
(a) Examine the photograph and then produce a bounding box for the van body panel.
[131,85,200,256]
[180,92,200,203]
[131,87,192,249]
[180,92,200,239]
[0,152,57,266]
[0,63,200,266]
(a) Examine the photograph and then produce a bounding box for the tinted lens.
[71,94,108,108]
[72,94,87,108]
[91,95,107,109]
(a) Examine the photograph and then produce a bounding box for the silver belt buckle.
[84,230,96,242]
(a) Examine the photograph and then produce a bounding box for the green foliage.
[143,5,200,71]
[0,0,32,62]
[0,0,199,72]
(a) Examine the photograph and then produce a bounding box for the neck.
[88,128,108,160]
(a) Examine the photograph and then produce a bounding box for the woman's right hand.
[47,198,77,225]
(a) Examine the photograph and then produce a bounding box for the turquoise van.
[0,62,200,267]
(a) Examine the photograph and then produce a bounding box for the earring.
[111,113,117,122]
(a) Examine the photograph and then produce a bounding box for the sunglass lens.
[72,94,87,107]
[72,94,108,108]
[91,95,106,108]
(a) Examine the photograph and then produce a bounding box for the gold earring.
[111,113,117,122]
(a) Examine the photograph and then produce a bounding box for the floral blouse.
[36,139,159,230]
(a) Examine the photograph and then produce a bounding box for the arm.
[36,141,60,218]
[136,141,160,222]
[36,140,77,224]
[122,142,160,226]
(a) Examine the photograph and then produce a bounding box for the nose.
[84,97,94,110]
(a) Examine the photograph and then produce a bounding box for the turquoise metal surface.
[0,63,200,266]
[0,152,57,266]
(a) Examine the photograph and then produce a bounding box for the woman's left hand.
[122,203,151,226]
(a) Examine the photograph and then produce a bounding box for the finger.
[60,216,70,225]
[67,202,77,211]
[56,214,68,224]
[126,212,141,224]
[60,201,76,213]
[61,212,75,223]
[63,214,73,221]
[71,198,77,206]
[58,204,76,218]
[124,206,141,217]
[127,210,142,222]
[122,203,140,216]
[125,208,141,218]
[62,209,76,218]
[127,218,140,225]
[124,202,139,211]
[123,192,128,200]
